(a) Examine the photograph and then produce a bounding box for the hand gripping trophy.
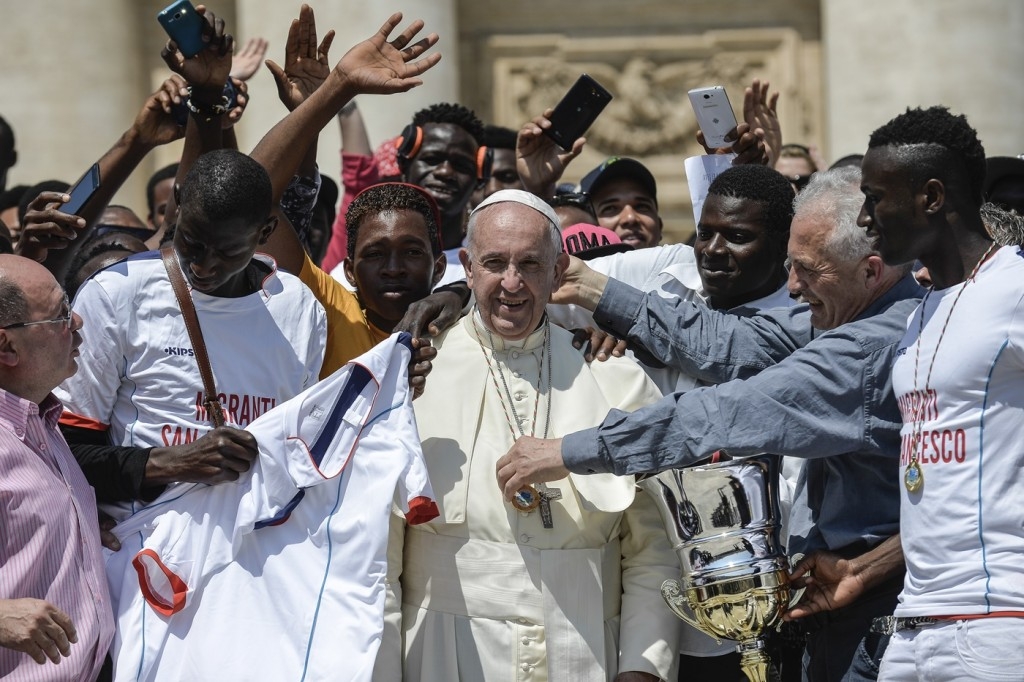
[641,454,801,682]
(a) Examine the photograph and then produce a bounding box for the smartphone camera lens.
[703,94,710,99]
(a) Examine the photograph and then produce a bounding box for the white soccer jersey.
[107,333,438,681]
[56,251,326,453]
[892,245,1024,617]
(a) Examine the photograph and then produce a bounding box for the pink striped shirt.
[0,388,113,681]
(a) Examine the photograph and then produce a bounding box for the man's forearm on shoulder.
[596,278,813,383]
[591,277,646,339]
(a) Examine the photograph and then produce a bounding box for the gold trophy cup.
[641,455,801,682]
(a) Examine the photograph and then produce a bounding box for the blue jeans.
[843,632,890,682]
[800,575,901,682]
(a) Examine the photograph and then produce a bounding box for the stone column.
[823,0,1024,160]
[0,0,150,205]
[233,0,459,178]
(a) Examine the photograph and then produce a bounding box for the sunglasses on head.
[549,192,596,214]
[780,143,812,156]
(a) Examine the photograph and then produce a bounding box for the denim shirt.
[562,274,925,553]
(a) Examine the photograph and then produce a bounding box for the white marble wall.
[823,0,1024,159]
[1,0,151,205]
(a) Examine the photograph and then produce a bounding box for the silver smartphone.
[687,86,738,149]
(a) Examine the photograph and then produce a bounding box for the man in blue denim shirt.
[497,167,925,682]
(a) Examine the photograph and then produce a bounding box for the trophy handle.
[787,553,806,609]
[660,579,721,644]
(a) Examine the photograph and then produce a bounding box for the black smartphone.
[61,163,101,216]
[543,74,613,151]
[157,0,206,59]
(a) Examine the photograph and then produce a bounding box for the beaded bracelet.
[185,87,231,122]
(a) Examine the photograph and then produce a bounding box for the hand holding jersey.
[144,426,258,487]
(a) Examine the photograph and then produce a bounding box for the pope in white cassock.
[373,190,681,682]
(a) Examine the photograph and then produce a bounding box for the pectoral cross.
[537,484,562,529]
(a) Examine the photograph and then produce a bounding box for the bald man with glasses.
[0,254,113,681]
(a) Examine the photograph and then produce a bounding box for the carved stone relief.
[485,29,822,240]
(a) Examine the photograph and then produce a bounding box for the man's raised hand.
[697,121,769,166]
[133,75,190,148]
[516,110,585,198]
[265,4,335,112]
[230,36,269,81]
[161,5,234,94]
[331,12,441,96]
[743,79,781,167]
[14,192,85,262]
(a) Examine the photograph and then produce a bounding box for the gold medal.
[904,461,923,493]
[511,485,541,512]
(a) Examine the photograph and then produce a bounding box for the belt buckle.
[870,616,897,635]
[871,616,939,635]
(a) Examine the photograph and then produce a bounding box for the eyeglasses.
[1,293,73,331]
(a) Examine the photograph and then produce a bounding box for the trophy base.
[737,639,770,682]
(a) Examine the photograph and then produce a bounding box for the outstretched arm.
[160,4,237,227]
[785,534,904,619]
[19,76,187,279]
[250,8,440,274]
[251,10,440,198]
[319,101,378,273]
[339,100,373,155]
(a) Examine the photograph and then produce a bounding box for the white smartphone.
[688,86,738,149]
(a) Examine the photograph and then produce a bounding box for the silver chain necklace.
[904,241,997,493]
[472,312,555,516]
[473,313,552,441]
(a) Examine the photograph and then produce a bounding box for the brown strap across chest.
[160,245,226,428]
